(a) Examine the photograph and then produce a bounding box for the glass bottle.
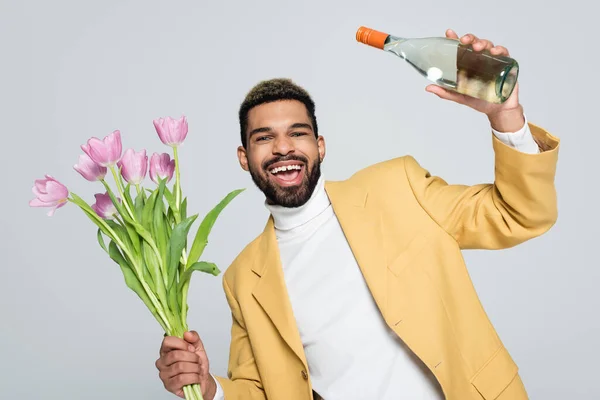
[356,26,519,104]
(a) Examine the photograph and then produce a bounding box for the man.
[155,30,559,400]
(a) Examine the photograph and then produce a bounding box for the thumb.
[183,330,200,347]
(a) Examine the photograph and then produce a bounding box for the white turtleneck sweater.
[212,121,539,399]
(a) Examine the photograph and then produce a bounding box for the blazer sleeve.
[213,277,266,399]
[404,122,560,250]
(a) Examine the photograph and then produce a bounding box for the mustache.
[262,154,308,170]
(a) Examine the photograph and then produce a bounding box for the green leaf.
[167,281,180,320]
[165,215,173,237]
[164,186,177,212]
[186,188,245,268]
[142,189,158,231]
[108,241,156,314]
[178,261,220,292]
[142,241,168,306]
[140,254,155,289]
[106,219,140,258]
[134,190,145,222]
[181,197,188,220]
[126,223,141,256]
[97,229,108,254]
[164,186,181,225]
[153,180,168,268]
[70,193,115,240]
[123,183,135,217]
[132,223,160,255]
[167,214,198,289]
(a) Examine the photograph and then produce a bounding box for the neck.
[264,176,330,231]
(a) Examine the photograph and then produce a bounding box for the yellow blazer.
[214,123,560,400]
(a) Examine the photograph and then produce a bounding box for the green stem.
[179,248,191,323]
[180,279,191,325]
[173,146,181,208]
[102,179,167,292]
[192,384,204,400]
[183,385,199,400]
[70,197,172,332]
[114,214,125,227]
[135,184,141,196]
[107,168,135,220]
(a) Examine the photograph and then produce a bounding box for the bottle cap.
[356,26,389,49]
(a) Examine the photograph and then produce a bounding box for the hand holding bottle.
[357,26,526,132]
[425,29,525,132]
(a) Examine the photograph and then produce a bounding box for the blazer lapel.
[324,180,389,318]
[251,217,308,369]
[249,179,389,370]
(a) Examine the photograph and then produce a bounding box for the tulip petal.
[30,175,69,215]
[74,153,107,181]
[81,131,122,167]
[105,130,123,163]
[46,180,69,199]
[118,148,147,184]
[29,198,52,207]
[48,201,67,216]
[153,115,188,146]
[34,179,48,194]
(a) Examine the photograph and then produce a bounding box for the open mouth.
[268,162,305,187]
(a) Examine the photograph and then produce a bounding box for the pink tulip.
[29,175,69,216]
[153,115,188,147]
[81,130,123,167]
[91,192,119,219]
[73,153,107,181]
[149,153,175,184]
[117,148,148,185]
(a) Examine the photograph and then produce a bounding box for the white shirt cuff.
[491,114,540,154]
[211,374,225,400]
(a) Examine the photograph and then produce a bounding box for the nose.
[273,135,294,155]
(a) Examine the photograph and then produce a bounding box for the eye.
[291,132,308,137]
[255,136,271,142]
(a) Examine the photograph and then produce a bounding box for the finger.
[162,350,201,367]
[472,39,494,52]
[162,361,203,380]
[490,45,510,57]
[460,33,478,45]
[166,372,202,393]
[185,331,206,354]
[184,330,200,345]
[425,85,468,104]
[187,332,209,376]
[160,336,191,357]
[445,29,459,39]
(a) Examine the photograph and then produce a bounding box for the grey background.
[1,0,597,398]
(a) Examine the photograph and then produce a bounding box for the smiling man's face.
[237,99,326,208]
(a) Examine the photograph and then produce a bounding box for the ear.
[317,135,326,163]
[237,145,249,171]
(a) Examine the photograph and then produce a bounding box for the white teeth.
[271,164,302,174]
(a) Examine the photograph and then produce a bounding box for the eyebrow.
[248,122,313,138]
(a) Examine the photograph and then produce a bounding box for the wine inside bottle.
[356,26,519,104]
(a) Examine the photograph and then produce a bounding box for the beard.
[248,154,321,208]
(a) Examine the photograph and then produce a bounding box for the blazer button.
[301,370,308,380]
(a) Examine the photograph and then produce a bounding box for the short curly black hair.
[238,78,318,148]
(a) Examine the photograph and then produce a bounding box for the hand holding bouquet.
[30,115,244,400]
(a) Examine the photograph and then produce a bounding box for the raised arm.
[405,122,559,249]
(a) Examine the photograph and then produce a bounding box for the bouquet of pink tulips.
[30,115,244,400]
